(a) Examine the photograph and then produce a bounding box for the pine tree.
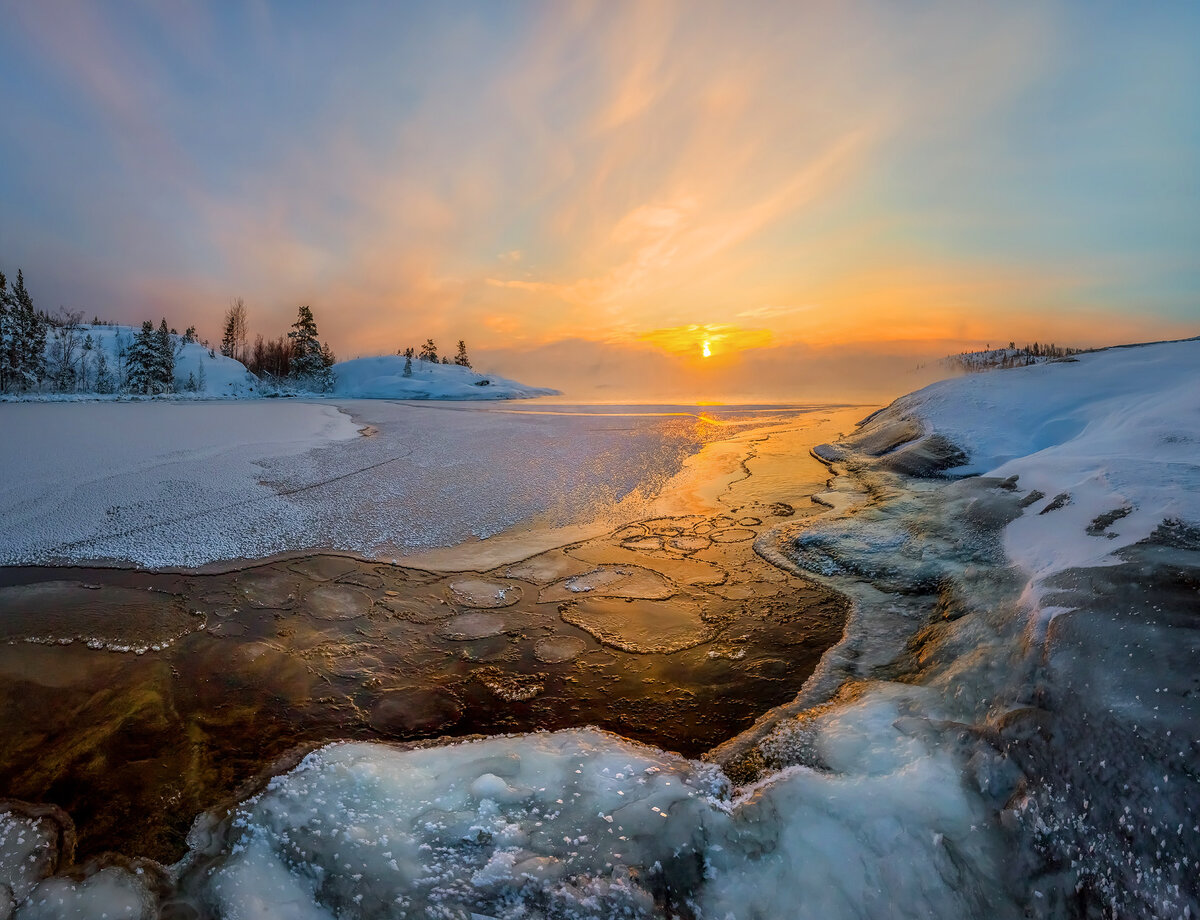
[0,271,10,391]
[125,321,157,394]
[403,349,413,377]
[8,270,46,391]
[154,318,175,391]
[196,361,207,393]
[419,339,438,362]
[453,340,472,369]
[287,305,334,391]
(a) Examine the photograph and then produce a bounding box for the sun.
[701,340,712,358]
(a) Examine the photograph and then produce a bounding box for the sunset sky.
[1,1,1197,401]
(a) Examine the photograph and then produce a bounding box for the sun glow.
[702,340,712,358]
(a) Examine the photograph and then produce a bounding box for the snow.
[0,400,362,566]
[0,401,730,567]
[6,323,261,399]
[880,339,1200,582]
[4,324,556,402]
[331,355,559,400]
[168,719,1008,920]
[178,730,728,920]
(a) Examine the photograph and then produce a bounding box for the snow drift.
[331,355,560,400]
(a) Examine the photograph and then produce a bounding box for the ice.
[439,612,508,640]
[368,690,464,735]
[237,570,303,608]
[14,868,156,920]
[538,566,675,603]
[174,731,728,919]
[532,636,587,663]
[0,581,202,653]
[0,811,60,910]
[0,402,735,568]
[446,578,523,609]
[302,585,372,620]
[560,597,718,654]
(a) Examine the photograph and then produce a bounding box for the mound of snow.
[39,324,260,398]
[331,355,559,400]
[883,339,1200,581]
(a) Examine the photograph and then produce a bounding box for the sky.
[0,0,1197,402]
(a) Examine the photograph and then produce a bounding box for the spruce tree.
[287,305,334,391]
[8,271,46,391]
[419,339,438,362]
[0,271,10,391]
[453,340,472,369]
[125,321,157,394]
[155,318,175,391]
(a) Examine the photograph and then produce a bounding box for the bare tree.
[46,310,85,392]
[221,298,249,363]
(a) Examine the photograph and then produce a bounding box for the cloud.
[0,0,1195,392]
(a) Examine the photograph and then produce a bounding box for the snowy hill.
[3,324,557,400]
[13,323,261,398]
[331,354,559,400]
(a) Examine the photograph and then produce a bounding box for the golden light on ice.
[702,340,712,358]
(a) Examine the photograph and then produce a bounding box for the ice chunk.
[438,612,507,640]
[302,585,372,620]
[445,578,523,609]
[560,597,718,654]
[175,731,727,919]
[15,867,156,920]
[538,566,675,603]
[532,636,587,663]
[0,810,61,909]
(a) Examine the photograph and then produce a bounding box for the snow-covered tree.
[125,321,158,394]
[47,311,85,392]
[4,270,46,392]
[94,349,115,394]
[154,318,175,391]
[419,339,438,362]
[0,271,11,391]
[403,349,413,377]
[287,305,334,391]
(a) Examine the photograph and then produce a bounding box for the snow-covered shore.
[1,340,1197,918]
[0,324,558,401]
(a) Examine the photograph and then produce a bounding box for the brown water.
[0,407,862,866]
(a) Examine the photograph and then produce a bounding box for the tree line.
[0,265,338,395]
[947,341,1089,373]
[220,299,335,391]
[396,339,472,377]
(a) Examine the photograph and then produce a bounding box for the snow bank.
[331,355,559,400]
[5,324,558,402]
[30,323,260,398]
[874,339,1200,582]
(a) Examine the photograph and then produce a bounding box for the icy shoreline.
[2,341,1198,918]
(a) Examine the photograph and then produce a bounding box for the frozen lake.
[0,400,860,569]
